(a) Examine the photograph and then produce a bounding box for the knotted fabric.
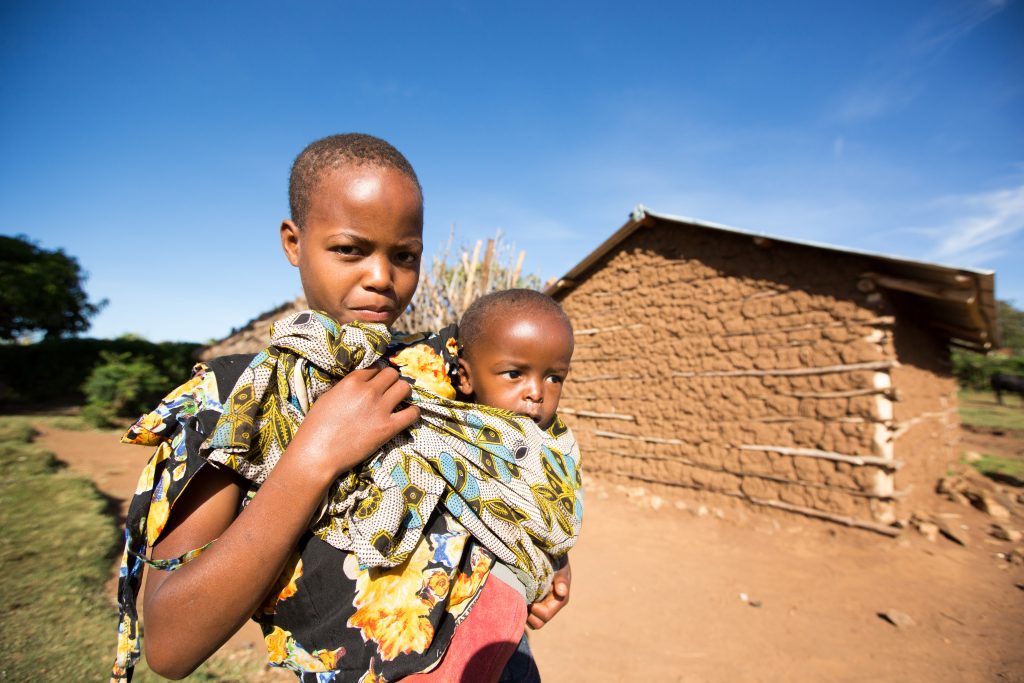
[202,311,583,601]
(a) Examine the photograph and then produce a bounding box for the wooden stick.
[461,239,482,313]
[558,408,636,422]
[479,238,495,293]
[510,250,525,288]
[595,430,687,445]
[738,444,902,469]
[673,360,895,378]
[572,374,642,384]
[593,449,905,500]
[863,272,976,304]
[891,407,958,440]
[575,323,644,336]
[784,387,894,399]
[587,469,901,536]
[721,316,896,338]
[743,496,901,536]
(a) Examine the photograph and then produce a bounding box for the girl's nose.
[362,255,393,291]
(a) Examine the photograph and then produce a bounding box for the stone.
[990,523,1022,543]
[948,491,971,506]
[879,610,915,628]
[1009,548,1024,566]
[977,494,1011,521]
[932,517,969,546]
[649,495,664,511]
[916,522,939,543]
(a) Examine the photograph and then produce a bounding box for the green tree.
[996,299,1024,353]
[0,234,106,340]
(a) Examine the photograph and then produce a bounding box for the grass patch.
[967,453,1024,482]
[0,416,271,681]
[958,389,1024,431]
[0,416,37,443]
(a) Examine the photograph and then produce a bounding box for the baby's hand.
[527,558,572,629]
[289,366,419,482]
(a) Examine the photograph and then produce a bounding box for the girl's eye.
[502,370,521,379]
[332,245,360,256]
[396,251,421,266]
[546,375,564,384]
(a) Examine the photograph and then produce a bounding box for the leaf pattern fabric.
[203,311,584,602]
[110,319,583,682]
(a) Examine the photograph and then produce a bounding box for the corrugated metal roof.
[545,205,999,351]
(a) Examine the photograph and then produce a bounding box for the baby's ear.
[456,359,473,396]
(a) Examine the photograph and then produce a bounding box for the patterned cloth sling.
[202,310,583,601]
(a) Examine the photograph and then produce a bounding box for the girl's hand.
[288,366,420,482]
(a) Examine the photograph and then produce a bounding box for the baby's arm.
[142,366,419,679]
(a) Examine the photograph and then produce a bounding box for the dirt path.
[35,423,1024,682]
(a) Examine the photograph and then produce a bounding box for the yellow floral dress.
[112,327,499,682]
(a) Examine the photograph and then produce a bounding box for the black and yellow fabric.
[114,338,498,681]
[203,310,583,603]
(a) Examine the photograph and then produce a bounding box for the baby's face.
[457,312,573,430]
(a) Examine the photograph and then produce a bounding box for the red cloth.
[406,576,526,683]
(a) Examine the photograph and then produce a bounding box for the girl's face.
[457,311,573,430]
[280,164,423,327]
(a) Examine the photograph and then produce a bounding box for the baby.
[195,288,579,677]
[204,288,580,598]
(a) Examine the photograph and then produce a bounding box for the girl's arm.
[142,366,419,679]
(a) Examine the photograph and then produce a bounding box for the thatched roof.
[199,297,307,360]
[546,206,999,351]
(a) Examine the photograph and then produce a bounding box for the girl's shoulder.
[121,354,255,447]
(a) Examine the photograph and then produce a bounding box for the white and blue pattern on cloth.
[202,311,583,602]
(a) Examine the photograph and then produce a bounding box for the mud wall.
[555,220,953,530]
[889,317,960,512]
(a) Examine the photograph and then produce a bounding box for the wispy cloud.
[832,0,1007,123]
[924,184,1024,263]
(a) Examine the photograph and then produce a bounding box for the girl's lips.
[350,308,394,323]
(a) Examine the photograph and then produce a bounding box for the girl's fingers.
[391,404,420,432]
[366,365,403,392]
[381,374,414,406]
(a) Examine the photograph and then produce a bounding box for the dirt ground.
[34,423,1024,683]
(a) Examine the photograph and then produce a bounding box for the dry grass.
[396,228,540,332]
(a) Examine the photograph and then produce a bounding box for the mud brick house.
[544,206,998,534]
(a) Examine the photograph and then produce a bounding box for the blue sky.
[2,0,1022,343]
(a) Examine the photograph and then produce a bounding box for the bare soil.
[35,423,1024,682]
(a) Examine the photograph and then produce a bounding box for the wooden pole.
[593,449,906,500]
[738,444,902,469]
[587,469,901,536]
[558,408,636,422]
[673,360,895,378]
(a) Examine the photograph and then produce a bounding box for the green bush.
[951,347,1024,390]
[0,336,200,408]
[81,352,171,428]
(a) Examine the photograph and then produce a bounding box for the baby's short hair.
[459,289,572,356]
[289,133,422,228]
